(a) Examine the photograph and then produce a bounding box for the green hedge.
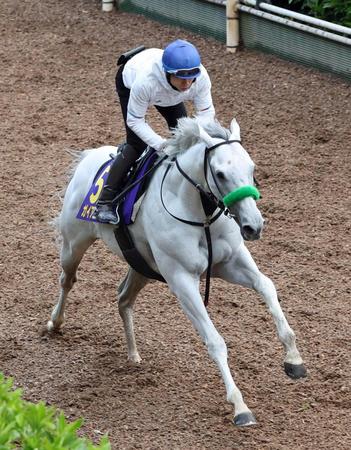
[0,373,110,450]
[273,0,351,27]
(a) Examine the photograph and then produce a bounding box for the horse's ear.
[198,125,215,148]
[230,118,241,141]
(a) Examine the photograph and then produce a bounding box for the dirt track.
[1,0,350,448]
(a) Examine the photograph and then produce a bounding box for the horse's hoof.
[284,362,307,379]
[47,320,61,333]
[233,412,257,427]
[128,354,142,364]
[47,320,54,332]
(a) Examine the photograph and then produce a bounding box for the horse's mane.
[166,117,231,156]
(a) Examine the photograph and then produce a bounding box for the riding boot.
[95,143,140,225]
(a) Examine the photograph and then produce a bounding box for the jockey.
[95,39,216,225]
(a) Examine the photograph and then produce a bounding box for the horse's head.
[199,119,264,241]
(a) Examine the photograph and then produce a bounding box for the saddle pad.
[121,150,158,225]
[76,149,158,224]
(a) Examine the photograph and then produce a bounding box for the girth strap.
[114,224,166,283]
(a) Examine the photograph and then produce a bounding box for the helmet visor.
[167,67,201,79]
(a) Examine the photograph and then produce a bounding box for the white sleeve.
[126,83,165,150]
[193,70,215,121]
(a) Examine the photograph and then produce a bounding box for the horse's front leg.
[215,243,307,379]
[163,264,256,426]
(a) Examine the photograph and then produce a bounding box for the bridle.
[160,139,260,307]
[204,140,241,201]
[161,140,242,223]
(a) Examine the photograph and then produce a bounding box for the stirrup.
[95,204,120,225]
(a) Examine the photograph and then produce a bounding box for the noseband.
[205,140,260,208]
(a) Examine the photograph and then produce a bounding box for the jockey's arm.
[193,68,215,122]
[196,103,215,121]
[126,84,166,151]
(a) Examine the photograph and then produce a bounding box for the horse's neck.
[161,143,207,216]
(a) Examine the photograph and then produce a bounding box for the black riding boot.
[95,143,140,225]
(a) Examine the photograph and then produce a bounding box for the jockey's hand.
[157,140,169,153]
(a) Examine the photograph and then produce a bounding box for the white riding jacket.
[122,48,215,150]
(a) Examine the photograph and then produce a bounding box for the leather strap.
[114,224,166,283]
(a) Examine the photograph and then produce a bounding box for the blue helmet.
[162,39,201,79]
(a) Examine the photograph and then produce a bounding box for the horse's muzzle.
[241,224,262,241]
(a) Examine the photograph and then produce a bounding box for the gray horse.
[48,117,306,426]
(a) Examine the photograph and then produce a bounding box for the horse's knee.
[253,273,276,297]
[207,335,228,361]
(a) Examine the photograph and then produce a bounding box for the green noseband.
[223,185,260,208]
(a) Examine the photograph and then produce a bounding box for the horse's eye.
[216,171,226,181]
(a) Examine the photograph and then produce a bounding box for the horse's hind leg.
[118,268,149,363]
[48,234,95,332]
[216,244,307,379]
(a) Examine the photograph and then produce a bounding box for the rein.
[160,160,223,227]
[160,139,249,307]
[112,153,169,204]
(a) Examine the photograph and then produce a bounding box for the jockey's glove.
[157,139,169,154]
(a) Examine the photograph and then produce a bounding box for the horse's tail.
[66,148,94,180]
[58,148,96,198]
[48,212,63,250]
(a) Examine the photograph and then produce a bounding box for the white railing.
[226,0,351,51]
[242,0,351,36]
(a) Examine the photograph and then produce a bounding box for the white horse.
[48,117,306,426]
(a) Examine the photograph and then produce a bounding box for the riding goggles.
[167,67,201,79]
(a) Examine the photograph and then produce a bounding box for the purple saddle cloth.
[121,149,158,225]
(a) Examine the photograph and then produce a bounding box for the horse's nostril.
[243,225,255,236]
[242,225,261,241]
[216,171,226,181]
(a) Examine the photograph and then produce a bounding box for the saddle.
[117,147,160,226]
